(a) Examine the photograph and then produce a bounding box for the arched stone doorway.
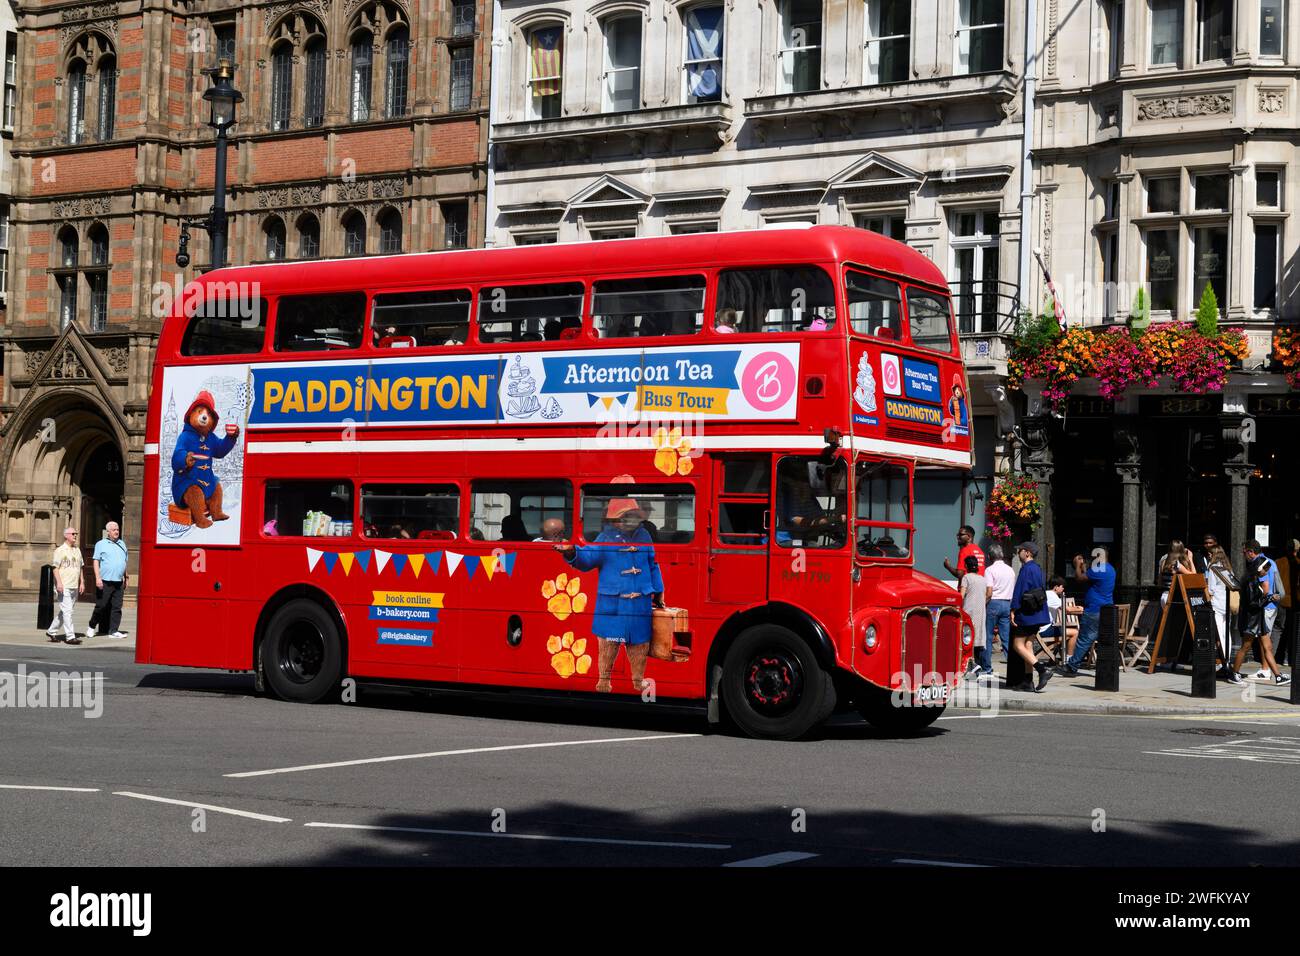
[0,391,127,594]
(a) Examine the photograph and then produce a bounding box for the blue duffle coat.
[171,424,237,506]
[566,526,664,645]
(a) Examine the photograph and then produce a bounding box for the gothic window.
[270,43,292,130]
[343,210,367,256]
[266,13,327,132]
[96,54,116,140]
[351,36,373,121]
[265,217,287,261]
[386,26,409,117]
[378,208,402,254]
[65,33,115,145]
[67,60,86,144]
[88,224,109,332]
[297,213,321,259]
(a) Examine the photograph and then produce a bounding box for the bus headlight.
[862,624,879,652]
[962,624,973,646]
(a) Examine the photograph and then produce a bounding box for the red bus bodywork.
[138,226,974,734]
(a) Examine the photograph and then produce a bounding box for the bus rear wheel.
[857,686,945,734]
[720,625,835,740]
[260,600,344,704]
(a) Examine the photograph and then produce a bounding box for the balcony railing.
[952,279,1019,336]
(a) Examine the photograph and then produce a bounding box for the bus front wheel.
[857,686,945,734]
[720,625,835,740]
[260,600,344,704]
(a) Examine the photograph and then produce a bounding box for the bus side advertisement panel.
[848,343,972,464]
[155,363,252,548]
[243,343,801,430]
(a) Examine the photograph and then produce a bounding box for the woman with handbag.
[1010,541,1052,692]
[1157,540,1196,606]
[1204,545,1239,682]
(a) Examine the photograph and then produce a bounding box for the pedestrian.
[1057,548,1117,676]
[1203,544,1239,681]
[1010,541,1052,691]
[46,527,85,644]
[86,521,129,640]
[1232,541,1291,686]
[1195,533,1220,574]
[960,555,990,679]
[943,524,985,581]
[984,542,1015,664]
[1273,539,1296,666]
[1157,539,1195,605]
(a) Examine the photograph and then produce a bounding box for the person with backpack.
[1232,541,1291,686]
[1010,541,1052,691]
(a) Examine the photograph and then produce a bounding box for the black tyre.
[720,624,835,740]
[857,685,945,734]
[260,599,344,704]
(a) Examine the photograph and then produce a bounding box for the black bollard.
[1094,605,1120,692]
[36,564,54,632]
[1190,599,1217,699]
[1292,616,1300,706]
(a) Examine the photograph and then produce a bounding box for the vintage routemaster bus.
[137,226,975,739]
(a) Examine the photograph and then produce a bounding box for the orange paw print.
[541,572,587,620]
[653,426,694,476]
[547,632,591,679]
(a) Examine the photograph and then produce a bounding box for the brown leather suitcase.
[650,607,691,661]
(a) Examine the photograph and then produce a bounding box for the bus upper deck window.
[274,292,366,352]
[180,297,268,356]
[592,276,704,338]
[846,272,901,337]
[372,289,471,348]
[715,267,836,333]
[905,289,956,354]
[475,282,584,344]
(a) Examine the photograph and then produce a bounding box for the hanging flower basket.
[985,473,1040,541]
[1009,322,1250,411]
[1274,327,1300,388]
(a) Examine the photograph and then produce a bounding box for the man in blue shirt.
[86,521,129,640]
[1058,547,1117,675]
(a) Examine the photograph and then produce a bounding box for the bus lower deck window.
[579,483,695,544]
[264,480,354,537]
[471,480,572,541]
[362,484,460,540]
[715,266,837,333]
[775,456,847,549]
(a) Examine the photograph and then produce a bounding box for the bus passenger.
[534,518,566,542]
[714,308,739,334]
[555,489,665,694]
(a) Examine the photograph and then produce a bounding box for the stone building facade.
[1021,0,1300,598]
[0,0,491,594]
[488,0,1029,575]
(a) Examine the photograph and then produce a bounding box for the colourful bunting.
[374,550,391,574]
[409,553,425,578]
[391,553,408,577]
[339,553,355,575]
[502,553,517,576]
[355,550,372,573]
[322,552,338,574]
[427,551,443,576]
[306,548,323,572]
[446,551,463,576]
[481,554,498,580]
[463,555,480,579]
[305,546,517,581]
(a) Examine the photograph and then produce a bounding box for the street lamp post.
[176,59,243,271]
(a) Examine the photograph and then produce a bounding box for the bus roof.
[191,225,948,295]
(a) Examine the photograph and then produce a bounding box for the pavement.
[0,601,1294,716]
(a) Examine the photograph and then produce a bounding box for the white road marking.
[1144,736,1300,764]
[722,851,818,867]
[303,821,729,850]
[226,733,702,778]
[893,858,990,868]
[0,784,101,792]
[0,656,85,666]
[937,713,1044,720]
[113,791,293,823]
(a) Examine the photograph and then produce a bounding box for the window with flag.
[528,25,563,119]
[602,15,641,112]
[684,5,723,104]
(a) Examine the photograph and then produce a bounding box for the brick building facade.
[0,0,490,593]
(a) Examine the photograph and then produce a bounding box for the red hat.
[184,390,220,426]
[605,473,640,519]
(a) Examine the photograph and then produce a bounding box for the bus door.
[708,455,772,605]
[770,453,850,609]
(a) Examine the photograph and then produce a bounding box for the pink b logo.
[882,361,900,393]
[742,352,796,411]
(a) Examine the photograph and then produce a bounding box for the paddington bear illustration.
[171,390,240,529]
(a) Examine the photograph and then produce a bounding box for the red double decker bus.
[138,225,975,739]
